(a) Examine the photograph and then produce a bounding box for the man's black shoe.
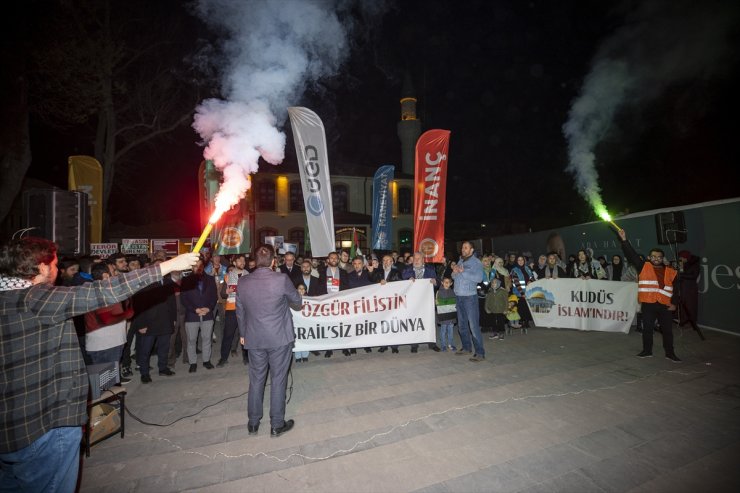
[666,353,682,363]
[121,366,133,378]
[311,351,321,356]
[391,347,399,354]
[431,345,441,352]
[159,368,175,376]
[637,351,653,358]
[378,347,387,353]
[325,351,333,358]
[248,423,259,435]
[410,347,418,353]
[301,357,308,363]
[203,361,214,369]
[216,359,227,368]
[350,348,357,354]
[189,364,197,373]
[271,419,294,438]
[141,374,152,384]
[342,349,351,356]
[364,347,372,353]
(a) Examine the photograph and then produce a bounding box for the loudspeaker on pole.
[654,211,687,245]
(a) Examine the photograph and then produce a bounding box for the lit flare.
[598,209,621,231]
[192,209,227,253]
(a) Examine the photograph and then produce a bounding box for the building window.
[289,182,304,211]
[332,184,348,213]
[398,186,412,214]
[256,180,275,211]
[258,227,278,246]
[399,229,413,252]
[288,228,305,255]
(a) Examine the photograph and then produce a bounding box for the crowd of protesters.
[46,239,674,381]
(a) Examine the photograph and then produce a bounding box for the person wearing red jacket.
[84,263,135,382]
[618,229,681,362]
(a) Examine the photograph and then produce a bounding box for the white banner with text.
[292,280,437,351]
[525,279,638,333]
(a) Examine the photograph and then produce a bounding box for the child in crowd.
[485,278,509,340]
[436,277,457,351]
[505,294,522,330]
[294,283,309,363]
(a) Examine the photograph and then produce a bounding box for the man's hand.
[668,304,676,312]
[240,337,245,346]
[380,280,387,285]
[430,278,437,286]
[138,327,148,334]
[160,253,200,275]
[617,229,627,242]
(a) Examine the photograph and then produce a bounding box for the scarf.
[576,262,592,277]
[611,259,624,280]
[0,275,33,291]
[493,259,509,277]
[414,266,425,279]
[544,265,559,279]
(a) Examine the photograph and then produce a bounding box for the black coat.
[180,273,219,323]
[371,268,402,283]
[347,269,373,289]
[131,279,177,336]
[297,274,326,296]
[279,264,303,287]
[678,255,700,321]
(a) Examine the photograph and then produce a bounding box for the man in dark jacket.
[374,254,402,353]
[236,245,301,437]
[402,252,442,353]
[347,256,373,289]
[279,252,302,287]
[677,250,700,327]
[131,262,178,383]
[181,259,219,372]
[299,260,324,296]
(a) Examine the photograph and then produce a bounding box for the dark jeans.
[137,333,171,375]
[492,313,507,333]
[220,310,238,362]
[88,345,124,366]
[641,302,675,355]
[121,323,137,369]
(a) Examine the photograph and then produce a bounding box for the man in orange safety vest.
[618,229,681,362]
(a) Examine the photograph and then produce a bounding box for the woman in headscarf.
[510,255,535,328]
[569,249,599,279]
[606,254,625,281]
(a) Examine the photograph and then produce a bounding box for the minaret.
[397,72,421,176]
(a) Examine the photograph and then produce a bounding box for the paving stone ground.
[80,325,740,493]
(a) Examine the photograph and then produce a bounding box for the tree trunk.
[0,67,32,224]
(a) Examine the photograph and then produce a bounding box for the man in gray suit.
[236,245,301,437]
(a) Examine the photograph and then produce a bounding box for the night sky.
[9,0,740,236]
